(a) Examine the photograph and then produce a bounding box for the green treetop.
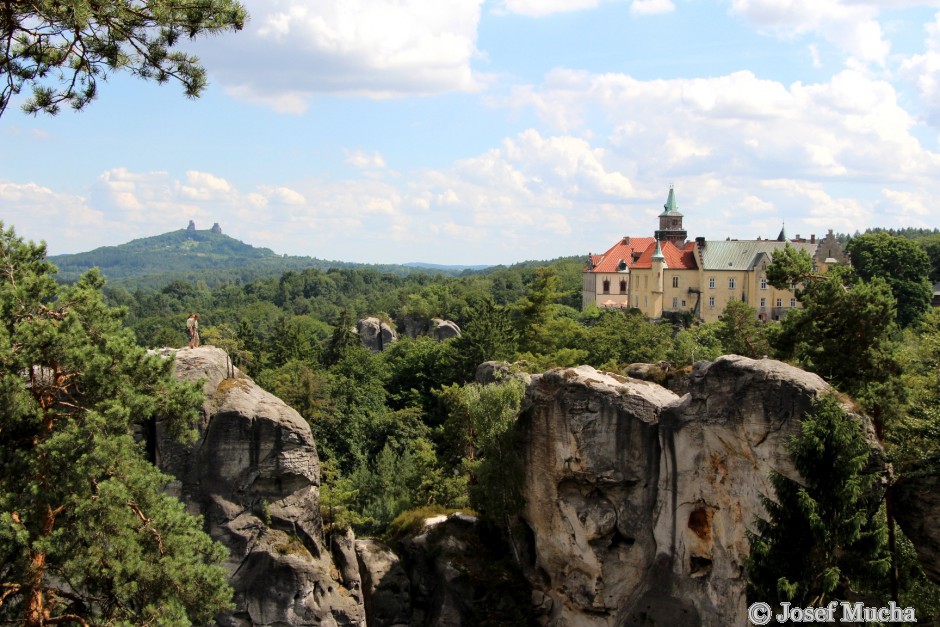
[0,224,232,625]
[1,0,248,116]
[846,232,933,328]
[747,395,888,610]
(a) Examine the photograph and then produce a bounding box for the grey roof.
[699,240,818,271]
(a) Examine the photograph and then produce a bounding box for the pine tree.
[746,395,889,609]
[0,224,232,625]
[2,0,248,116]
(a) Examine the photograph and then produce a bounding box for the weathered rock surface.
[355,538,412,626]
[156,346,364,626]
[894,468,940,584]
[390,514,533,627]
[398,315,462,342]
[518,356,874,627]
[356,317,398,352]
[430,318,461,341]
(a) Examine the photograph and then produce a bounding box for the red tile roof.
[587,237,697,272]
[587,237,656,273]
[632,240,698,269]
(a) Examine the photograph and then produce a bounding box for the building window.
[672,276,679,288]
[728,277,736,289]
[672,297,678,308]
[790,298,797,307]
[776,298,783,307]
[644,296,648,307]
[760,297,766,307]
[709,277,715,289]
[602,279,610,294]
[709,296,715,308]
[760,277,767,290]
[681,300,686,307]
[619,279,627,294]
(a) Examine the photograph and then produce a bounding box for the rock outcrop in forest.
[154,347,364,626]
[516,356,882,627]
[154,348,939,627]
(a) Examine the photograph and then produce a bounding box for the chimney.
[810,234,816,243]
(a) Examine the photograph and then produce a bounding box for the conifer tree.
[0,224,231,625]
[1,0,248,116]
[746,395,889,609]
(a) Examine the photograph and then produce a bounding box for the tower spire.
[655,186,687,245]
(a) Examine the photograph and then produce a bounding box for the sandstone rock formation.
[356,317,397,352]
[400,314,427,340]
[517,356,875,627]
[355,538,412,626]
[894,468,940,584]
[430,318,461,341]
[155,346,364,626]
[377,513,532,626]
[149,347,911,627]
[398,315,462,342]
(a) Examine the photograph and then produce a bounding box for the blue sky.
[3,0,940,266]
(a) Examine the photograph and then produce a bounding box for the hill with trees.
[48,227,489,289]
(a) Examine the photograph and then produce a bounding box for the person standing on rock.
[187,313,200,348]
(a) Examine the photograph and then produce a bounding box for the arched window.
[619,279,627,293]
[602,279,610,294]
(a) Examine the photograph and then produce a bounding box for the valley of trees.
[2,220,940,623]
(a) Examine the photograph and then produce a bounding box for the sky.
[3,0,940,266]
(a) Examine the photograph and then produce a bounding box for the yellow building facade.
[583,188,847,322]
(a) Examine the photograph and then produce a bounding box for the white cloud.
[194,0,486,112]
[511,67,939,185]
[729,0,891,66]
[630,0,675,16]
[898,12,940,122]
[808,43,822,68]
[179,171,235,201]
[876,187,934,222]
[0,181,106,252]
[345,149,387,169]
[494,0,603,17]
[260,185,307,205]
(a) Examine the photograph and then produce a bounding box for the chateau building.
[582,187,847,322]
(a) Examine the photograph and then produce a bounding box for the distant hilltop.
[46,227,495,289]
[187,220,222,234]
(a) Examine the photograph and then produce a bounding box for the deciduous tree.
[846,232,932,327]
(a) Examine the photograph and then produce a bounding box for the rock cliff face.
[894,468,940,583]
[155,347,364,626]
[153,348,920,627]
[399,315,462,341]
[517,356,875,627]
[356,317,398,352]
[430,318,461,341]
